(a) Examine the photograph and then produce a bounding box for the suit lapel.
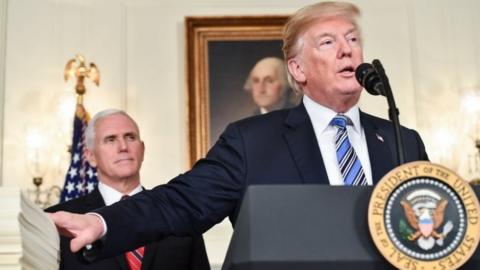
[283,103,329,184]
[360,112,395,185]
[84,188,106,210]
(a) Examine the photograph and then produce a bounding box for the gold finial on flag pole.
[57,54,100,203]
[64,54,100,105]
[64,54,100,118]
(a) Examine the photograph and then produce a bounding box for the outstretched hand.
[48,211,105,252]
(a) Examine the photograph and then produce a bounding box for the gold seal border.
[368,161,480,270]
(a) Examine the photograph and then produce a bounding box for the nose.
[118,138,128,151]
[253,81,266,93]
[259,81,267,92]
[337,38,352,58]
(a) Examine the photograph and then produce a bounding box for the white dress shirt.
[91,182,143,237]
[98,181,143,206]
[303,95,373,185]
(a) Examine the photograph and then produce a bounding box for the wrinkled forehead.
[290,16,361,56]
[95,114,140,136]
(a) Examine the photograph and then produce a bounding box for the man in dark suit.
[46,109,210,270]
[49,1,428,261]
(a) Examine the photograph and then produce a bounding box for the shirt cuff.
[86,212,107,238]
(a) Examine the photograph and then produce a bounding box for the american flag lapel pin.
[376,133,384,143]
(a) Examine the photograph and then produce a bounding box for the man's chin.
[113,172,137,181]
[340,85,362,97]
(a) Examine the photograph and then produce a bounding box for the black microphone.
[355,59,406,165]
[355,63,384,96]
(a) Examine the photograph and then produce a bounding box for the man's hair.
[282,1,361,92]
[85,109,140,150]
[243,57,289,92]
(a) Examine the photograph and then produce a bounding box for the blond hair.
[282,1,361,92]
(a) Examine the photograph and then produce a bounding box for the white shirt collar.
[303,95,361,134]
[98,181,143,206]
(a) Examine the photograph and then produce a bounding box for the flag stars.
[73,153,80,164]
[86,182,95,193]
[66,181,75,193]
[76,182,85,193]
[87,168,95,179]
[68,167,78,178]
[59,107,98,203]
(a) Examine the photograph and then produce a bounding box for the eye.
[316,37,335,50]
[346,33,360,45]
[105,136,116,143]
[125,134,137,141]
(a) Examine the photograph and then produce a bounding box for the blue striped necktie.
[330,114,368,186]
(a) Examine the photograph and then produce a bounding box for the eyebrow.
[124,132,138,138]
[103,134,118,141]
[313,27,358,42]
[102,132,138,141]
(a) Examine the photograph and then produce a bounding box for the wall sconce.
[25,127,61,208]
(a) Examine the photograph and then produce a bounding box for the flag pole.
[59,54,100,203]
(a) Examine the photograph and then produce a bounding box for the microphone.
[355,59,406,165]
[355,63,384,96]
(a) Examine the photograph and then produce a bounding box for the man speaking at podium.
[49,1,429,262]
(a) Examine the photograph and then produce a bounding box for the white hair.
[85,109,139,150]
[243,57,289,92]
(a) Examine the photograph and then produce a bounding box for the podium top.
[222,185,480,270]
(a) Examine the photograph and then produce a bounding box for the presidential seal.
[368,161,480,270]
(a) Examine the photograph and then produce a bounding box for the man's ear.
[140,141,145,162]
[84,148,97,167]
[287,57,306,84]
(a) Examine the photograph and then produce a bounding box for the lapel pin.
[376,133,384,143]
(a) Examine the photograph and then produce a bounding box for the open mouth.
[339,66,354,73]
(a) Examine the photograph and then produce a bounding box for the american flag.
[60,104,98,202]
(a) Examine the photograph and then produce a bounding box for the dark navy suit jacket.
[95,103,428,259]
[46,188,210,270]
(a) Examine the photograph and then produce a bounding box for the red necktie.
[125,246,144,270]
[121,195,145,270]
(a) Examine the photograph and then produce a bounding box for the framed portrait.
[186,15,290,166]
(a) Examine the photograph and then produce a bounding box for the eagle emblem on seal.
[399,189,454,250]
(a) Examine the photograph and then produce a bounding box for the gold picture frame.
[185,15,289,166]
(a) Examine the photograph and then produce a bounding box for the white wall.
[0,0,6,187]
[2,0,480,267]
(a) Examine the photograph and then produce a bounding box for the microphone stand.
[372,59,405,165]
